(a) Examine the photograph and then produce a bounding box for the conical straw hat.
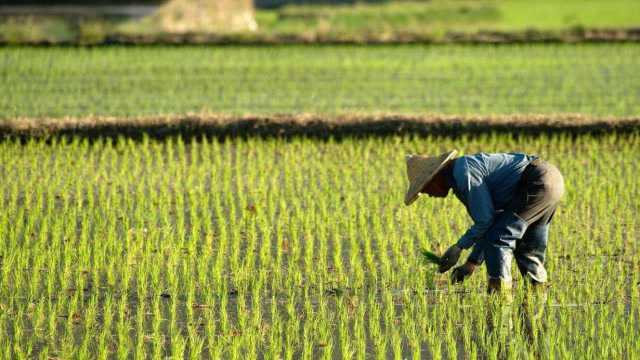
[404,150,457,206]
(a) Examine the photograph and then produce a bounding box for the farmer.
[404,151,564,292]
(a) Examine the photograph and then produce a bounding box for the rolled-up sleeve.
[454,166,495,249]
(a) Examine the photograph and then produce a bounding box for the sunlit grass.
[2,0,639,44]
[1,44,639,118]
[0,133,638,357]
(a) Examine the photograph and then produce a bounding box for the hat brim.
[404,150,457,206]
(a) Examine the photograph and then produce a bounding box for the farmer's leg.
[514,209,556,322]
[514,216,552,285]
[484,159,564,292]
[484,211,529,291]
[513,160,563,346]
[514,159,564,285]
[482,212,528,343]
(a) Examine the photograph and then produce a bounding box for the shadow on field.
[2,114,639,143]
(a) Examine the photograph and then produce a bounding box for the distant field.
[260,0,640,35]
[2,0,639,44]
[1,44,639,119]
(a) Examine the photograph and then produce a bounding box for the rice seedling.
[0,132,638,358]
[1,44,639,118]
[420,249,441,266]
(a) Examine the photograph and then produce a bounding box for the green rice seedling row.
[1,44,639,118]
[0,133,638,358]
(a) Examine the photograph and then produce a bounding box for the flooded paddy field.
[1,133,638,358]
[1,44,640,119]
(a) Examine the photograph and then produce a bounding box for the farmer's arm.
[455,178,495,250]
[439,157,495,274]
[445,175,494,280]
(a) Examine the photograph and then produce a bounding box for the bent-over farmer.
[405,151,565,292]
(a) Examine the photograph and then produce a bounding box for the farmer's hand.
[451,261,477,284]
[438,244,462,273]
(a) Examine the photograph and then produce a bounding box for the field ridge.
[2,27,640,46]
[3,113,639,140]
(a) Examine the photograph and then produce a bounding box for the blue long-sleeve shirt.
[448,152,537,261]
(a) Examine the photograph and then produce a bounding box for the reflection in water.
[485,284,549,357]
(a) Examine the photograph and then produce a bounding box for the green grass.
[2,44,639,119]
[2,0,639,44]
[1,133,638,358]
[259,0,640,35]
[496,0,640,30]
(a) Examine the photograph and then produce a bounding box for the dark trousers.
[481,159,565,284]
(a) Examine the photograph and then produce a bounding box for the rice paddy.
[2,44,640,118]
[1,133,638,358]
[1,28,639,358]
